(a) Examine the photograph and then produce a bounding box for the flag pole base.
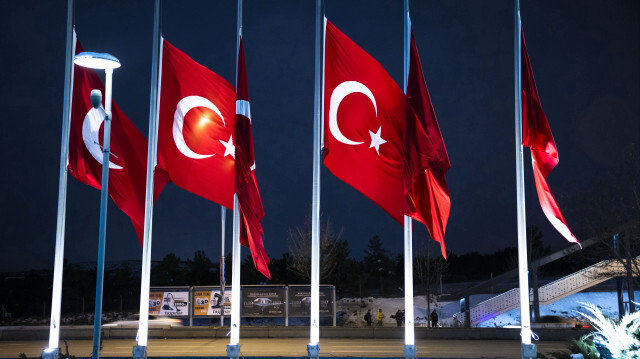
[522,343,537,358]
[226,344,240,359]
[132,345,147,359]
[42,347,59,359]
[307,344,320,358]
[404,344,416,358]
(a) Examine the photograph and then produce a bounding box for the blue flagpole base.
[307,344,320,358]
[132,345,147,359]
[404,344,416,358]
[42,347,59,359]
[226,344,240,359]
[522,343,537,358]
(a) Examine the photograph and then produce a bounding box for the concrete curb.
[0,325,589,341]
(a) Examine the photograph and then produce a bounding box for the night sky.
[1,0,638,273]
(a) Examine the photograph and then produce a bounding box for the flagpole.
[308,0,324,357]
[43,2,75,358]
[228,194,241,352]
[403,1,416,358]
[220,206,226,327]
[91,62,116,359]
[133,0,162,358]
[227,1,243,358]
[514,1,535,358]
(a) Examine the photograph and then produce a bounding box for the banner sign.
[288,286,334,317]
[149,289,189,317]
[240,286,286,317]
[193,287,232,317]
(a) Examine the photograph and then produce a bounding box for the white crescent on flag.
[81,107,123,169]
[328,81,377,146]
[173,95,225,159]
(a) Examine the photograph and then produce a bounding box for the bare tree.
[287,213,344,283]
[565,143,640,302]
[414,239,448,326]
[527,225,550,322]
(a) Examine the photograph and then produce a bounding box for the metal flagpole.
[308,0,324,357]
[220,206,226,327]
[402,1,416,358]
[514,1,536,358]
[226,1,242,358]
[43,2,75,358]
[91,64,116,359]
[228,194,241,356]
[133,0,162,358]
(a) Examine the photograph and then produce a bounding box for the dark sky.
[1,0,638,273]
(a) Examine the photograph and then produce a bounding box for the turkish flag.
[323,21,406,224]
[236,38,270,279]
[521,28,579,245]
[157,39,236,209]
[68,39,168,245]
[404,30,451,259]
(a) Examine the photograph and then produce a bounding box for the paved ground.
[0,338,568,358]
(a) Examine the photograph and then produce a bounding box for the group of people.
[364,308,439,327]
[364,308,388,327]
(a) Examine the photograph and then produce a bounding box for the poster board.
[149,288,189,318]
[192,287,232,317]
[288,285,334,317]
[240,286,286,317]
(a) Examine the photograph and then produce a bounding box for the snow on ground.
[337,291,639,328]
[337,294,499,327]
[338,296,442,327]
[475,291,640,328]
[337,294,508,327]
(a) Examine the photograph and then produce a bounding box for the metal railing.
[453,257,639,326]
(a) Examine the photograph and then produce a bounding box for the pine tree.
[363,235,393,294]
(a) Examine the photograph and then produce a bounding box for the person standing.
[364,309,372,326]
[393,309,404,327]
[377,308,385,327]
[430,309,438,328]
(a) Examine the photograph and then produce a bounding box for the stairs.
[452,258,637,326]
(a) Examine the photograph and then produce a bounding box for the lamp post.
[73,51,120,359]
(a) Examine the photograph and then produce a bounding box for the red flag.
[69,40,168,245]
[323,21,406,224]
[404,30,451,259]
[521,29,579,245]
[235,38,270,279]
[157,40,236,209]
[158,39,269,277]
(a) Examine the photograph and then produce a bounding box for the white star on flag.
[368,126,386,155]
[220,135,235,159]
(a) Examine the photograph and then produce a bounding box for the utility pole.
[613,234,625,319]
[623,233,635,313]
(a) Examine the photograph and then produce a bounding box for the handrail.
[452,257,639,326]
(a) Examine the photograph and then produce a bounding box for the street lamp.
[73,52,121,70]
[74,51,120,359]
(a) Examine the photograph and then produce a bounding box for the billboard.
[288,286,334,317]
[193,287,232,317]
[149,289,189,317]
[240,286,286,317]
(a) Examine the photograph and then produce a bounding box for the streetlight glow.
[74,51,121,70]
